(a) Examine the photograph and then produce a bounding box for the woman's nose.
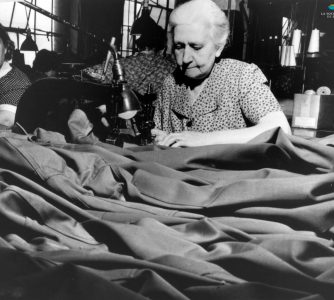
[182,46,192,64]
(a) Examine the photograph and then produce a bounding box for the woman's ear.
[215,33,229,58]
[215,43,225,58]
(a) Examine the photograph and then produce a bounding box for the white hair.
[168,0,230,48]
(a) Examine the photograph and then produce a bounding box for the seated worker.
[81,24,176,143]
[121,24,176,96]
[30,49,60,82]
[84,24,176,97]
[152,0,291,147]
[0,24,31,128]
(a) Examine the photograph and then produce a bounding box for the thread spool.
[280,45,287,66]
[292,29,301,55]
[286,45,296,67]
[316,86,331,95]
[304,90,316,95]
[308,29,320,53]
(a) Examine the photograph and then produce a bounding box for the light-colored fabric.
[154,58,282,133]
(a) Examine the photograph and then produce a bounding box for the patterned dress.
[154,59,282,133]
[0,67,31,109]
[121,52,176,96]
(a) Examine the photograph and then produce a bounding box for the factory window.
[121,0,175,57]
[0,0,54,66]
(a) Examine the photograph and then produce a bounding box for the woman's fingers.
[161,133,183,147]
[151,129,168,143]
[171,140,185,148]
[153,131,200,147]
[154,131,205,147]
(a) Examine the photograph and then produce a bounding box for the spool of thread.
[292,29,301,55]
[280,45,287,66]
[308,29,320,53]
[286,45,296,66]
[304,90,316,95]
[316,86,331,95]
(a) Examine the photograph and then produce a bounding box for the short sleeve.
[0,68,31,106]
[238,63,281,124]
[153,74,176,133]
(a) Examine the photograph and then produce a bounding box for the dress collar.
[171,63,220,119]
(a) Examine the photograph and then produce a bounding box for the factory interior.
[1,0,334,299]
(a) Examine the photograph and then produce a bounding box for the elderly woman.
[0,24,31,128]
[152,0,291,147]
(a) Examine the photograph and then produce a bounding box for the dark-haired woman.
[0,24,31,128]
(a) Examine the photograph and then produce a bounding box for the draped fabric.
[1,128,334,299]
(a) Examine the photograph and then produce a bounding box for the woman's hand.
[151,128,168,145]
[154,130,208,147]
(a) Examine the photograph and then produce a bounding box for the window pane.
[0,2,15,26]
[0,0,53,51]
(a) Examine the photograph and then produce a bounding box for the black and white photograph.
[1,0,334,299]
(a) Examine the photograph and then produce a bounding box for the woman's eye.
[174,44,183,50]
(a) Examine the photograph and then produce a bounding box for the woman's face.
[173,22,222,80]
[0,38,6,69]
